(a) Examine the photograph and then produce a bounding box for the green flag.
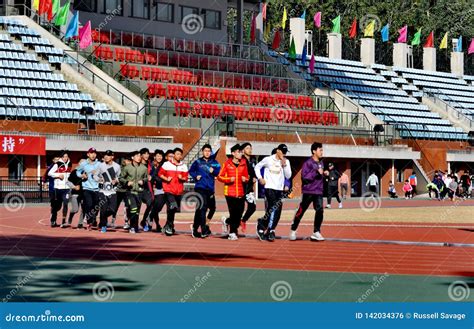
[411,28,422,46]
[288,36,296,60]
[331,15,341,33]
[55,2,70,26]
[52,0,60,16]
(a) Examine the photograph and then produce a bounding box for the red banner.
[0,135,46,156]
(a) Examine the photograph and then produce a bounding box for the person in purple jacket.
[289,142,326,241]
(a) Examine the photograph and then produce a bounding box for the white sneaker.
[289,230,297,241]
[310,231,325,241]
[326,204,331,209]
[338,203,342,209]
[221,216,228,235]
[228,233,238,241]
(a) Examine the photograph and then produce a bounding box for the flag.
[331,15,341,33]
[397,25,407,43]
[264,22,270,41]
[349,18,357,39]
[52,0,60,16]
[79,20,92,49]
[314,12,321,28]
[262,2,267,21]
[301,43,307,66]
[424,31,434,48]
[55,2,70,26]
[282,7,287,29]
[300,10,306,20]
[309,53,315,74]
[456,36,462,52]
[468,38,474,55]
[33,0,39,10]
[439,32,448,49]
[250,14,256,43]
[364,20,375,37]
[39,0,51,16]
[47,0,53,20]
[65,11,79,38]
[411,28,421,46]
[381,24,389,42]
[288,36,296,60]
[271,29,281,50]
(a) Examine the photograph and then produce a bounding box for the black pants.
[291,194,324,233]
[242,195,257,222]
[140,190,153,227]
[368,185,377,197]
[83,190,99,225]
[258,189,283,232]
[207,193,216,220]
[193,188,215,232]
[225,196,245,234]
[125,192,142,231]
[164,193,182,229]
[114,191,127,219]
[50,189,70,224]
[149,193,166,228]
[340,183,348,198]
[327,185,341,205]
[388,191,397,198]
[99,193,118,228]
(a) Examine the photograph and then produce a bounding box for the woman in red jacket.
[218,144,249,240]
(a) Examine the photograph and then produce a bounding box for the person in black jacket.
[146,149,166,232]
[326,162,342,209]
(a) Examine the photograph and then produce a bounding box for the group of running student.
[45,141,330,242]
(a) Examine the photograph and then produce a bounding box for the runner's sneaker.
[76,224,84,229]
[326,204,331,209]
[101,226,107,233]
[143,224,150,232]
[240,221,247,233]
[123,223,130,230]
[192,230,201,238]
[129,228,136,234]
[310,231,325,241]
[267,230,275,242]
[228,233,238,241]
[338,203,343,209]
[257,229,266,241]
[164,225,173,236]
[221,216,228,235]
[289,230,297,241]
[155,225,162,233]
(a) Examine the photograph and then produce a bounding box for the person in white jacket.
[254,144,292,242]
[366,172,379,198]
[48,151,71,227]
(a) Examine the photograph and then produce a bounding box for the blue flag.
[456,36,462,52]
[300,10,306,19]
[65,11,79,39]
[301,43,307,65]
[381,24,389,42]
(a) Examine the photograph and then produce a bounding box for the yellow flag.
[282,7,287,29]
[264,22,271,41]
[439,32,448,49]
[33,0,39,10]
[364,20,375,37]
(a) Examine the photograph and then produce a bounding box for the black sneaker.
[51,221,58,228]
[192,230,201,238]
[267,231,275,242]
[155,225,162,233]
[201,225,211,238]
[76,224,84,229]
[163,225,173,236]
[257,229,266,241]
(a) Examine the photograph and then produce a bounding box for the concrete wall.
[79,0,229,42]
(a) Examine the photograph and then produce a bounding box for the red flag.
[38,0,47,15]
[250,14,256,43]
[47,0,53,21]
[424,31,434,48]
[272,29,281,50]
[262,3,267,21]
[349,18,357,39]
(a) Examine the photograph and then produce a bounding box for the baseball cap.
[328,162,334,167]
[104,150,114,156]
[276,144,288,154]
[87,147,97,153]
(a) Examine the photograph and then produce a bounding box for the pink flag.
[262,2,267,21]
[397,25,407,43]
[79,20,92,49]
[309,53,315,74]
[468,38,474,55]
[314,12,321,28]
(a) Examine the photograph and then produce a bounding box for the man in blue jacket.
[76,147,101,230]
[189,144,221,238]
[289,142,326,241]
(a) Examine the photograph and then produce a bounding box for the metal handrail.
[423,88,474,128]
